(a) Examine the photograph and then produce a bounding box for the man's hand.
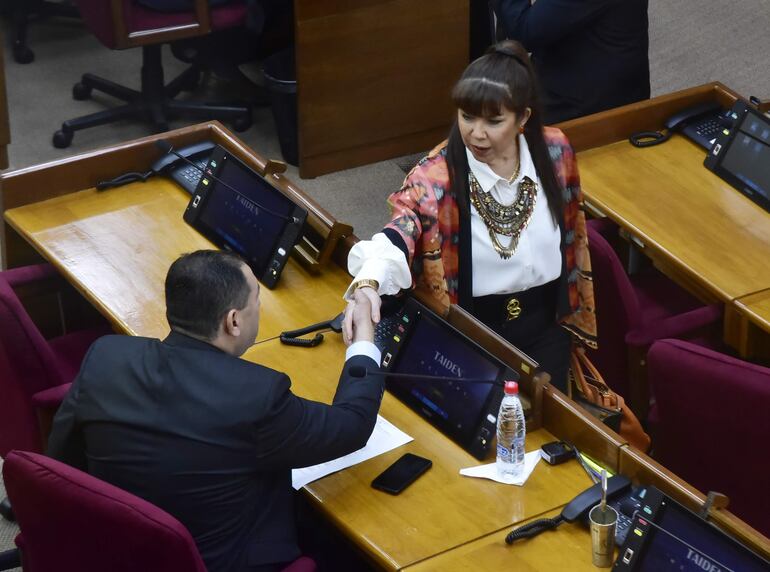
[342,287,380,346]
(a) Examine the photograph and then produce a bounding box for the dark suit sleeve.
[252,354,384,470]
[46,345,95,470]
[494,0,614,49]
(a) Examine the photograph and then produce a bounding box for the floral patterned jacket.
[384,127,597,348]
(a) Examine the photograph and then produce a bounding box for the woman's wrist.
[351,278,380,292]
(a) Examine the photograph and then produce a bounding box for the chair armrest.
[32,383,72,409]
[625,304,723,347]
[111,0,213,49]
[3,263,58,289]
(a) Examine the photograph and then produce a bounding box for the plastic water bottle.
[496,380,526,482]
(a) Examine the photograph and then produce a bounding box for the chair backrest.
[3,450,208,572]
[586,221,642,395]
[74,0,247,50]
[0,269,67,455]
[648,339,770,537]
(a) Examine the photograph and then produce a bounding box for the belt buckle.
[505,297,522,321]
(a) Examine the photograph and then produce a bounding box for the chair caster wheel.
[0,498,14,522]
[232,114,252,132]
[53,129,74,149]
[73,82,92,101]
[13,44,34,64]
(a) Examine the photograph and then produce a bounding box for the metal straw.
[600,470,608,515]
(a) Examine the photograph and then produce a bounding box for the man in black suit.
[492,0,650,124]
[47,250,384,572]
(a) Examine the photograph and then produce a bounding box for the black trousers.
[472,280,572,393]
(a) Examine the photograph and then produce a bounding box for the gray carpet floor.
[0,0,768,563]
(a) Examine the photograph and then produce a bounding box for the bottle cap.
[504,381,518,395]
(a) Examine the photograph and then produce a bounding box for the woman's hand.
[342,286,382,346]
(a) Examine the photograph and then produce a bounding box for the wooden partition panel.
[294,0,469,177]
[542,388,625,472]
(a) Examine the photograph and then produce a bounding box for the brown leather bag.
[569,346,651,452]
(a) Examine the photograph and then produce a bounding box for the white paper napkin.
[459,450,541,485]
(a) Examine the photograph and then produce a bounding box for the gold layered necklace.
[468,171,537,260]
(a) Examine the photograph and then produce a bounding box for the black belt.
[472,280,559,327]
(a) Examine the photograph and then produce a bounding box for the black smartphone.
[371,453,432,495]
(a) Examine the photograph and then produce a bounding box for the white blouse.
[346,135,562,300]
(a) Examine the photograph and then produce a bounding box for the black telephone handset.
[629,102,726,150]
[96,140,216,192]
[152,140,216,195]
[505,474,631,544]
[663,101,721,132]
[150,140,215,173]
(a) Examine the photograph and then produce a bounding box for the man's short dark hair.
[165,250,252,340]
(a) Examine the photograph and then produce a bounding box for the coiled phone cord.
[505,514,564,544]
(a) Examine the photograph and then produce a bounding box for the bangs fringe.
[452,77,514,117]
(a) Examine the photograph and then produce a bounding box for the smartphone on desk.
[371,453,432,495]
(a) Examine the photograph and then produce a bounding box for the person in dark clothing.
[47,250,383,572]
[492,0,650,124]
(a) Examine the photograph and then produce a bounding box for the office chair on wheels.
[3,0,80,64]
[52,0,253,148]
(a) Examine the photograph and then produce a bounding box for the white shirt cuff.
[345,341,381,366]
[345,233,412,300]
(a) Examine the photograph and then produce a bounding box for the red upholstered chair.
[586,218,722,417]
[53,0,252,148]
[2,451,317,572]
[647,339,770,537]
[0,264,110,519]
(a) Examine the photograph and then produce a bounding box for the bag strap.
[571,347,619,409]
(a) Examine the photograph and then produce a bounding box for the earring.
[518,125,525,134]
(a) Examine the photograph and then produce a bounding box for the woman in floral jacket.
[342,40,596,392]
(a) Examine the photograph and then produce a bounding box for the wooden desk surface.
[4,122,767,566]
[577,135,770,303]
[4,178,593,570]
[403,508,599,572]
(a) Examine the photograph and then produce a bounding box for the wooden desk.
[726,289,770,361]
[403,508,600,572]
[294,0,468,178]
[560,83,770,358]
[3,123,767,567]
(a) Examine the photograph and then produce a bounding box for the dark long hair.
[446,40,563,223]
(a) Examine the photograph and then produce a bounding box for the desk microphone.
[348,366,510,386]
[154,139,300,224]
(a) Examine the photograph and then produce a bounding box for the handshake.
[341,287,382,346]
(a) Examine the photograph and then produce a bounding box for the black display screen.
[197,153,295,275]
[388,310,503,440]
[637,500,768,572]
[719,113,770,200]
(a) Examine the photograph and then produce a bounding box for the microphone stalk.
[154,139,298,223]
